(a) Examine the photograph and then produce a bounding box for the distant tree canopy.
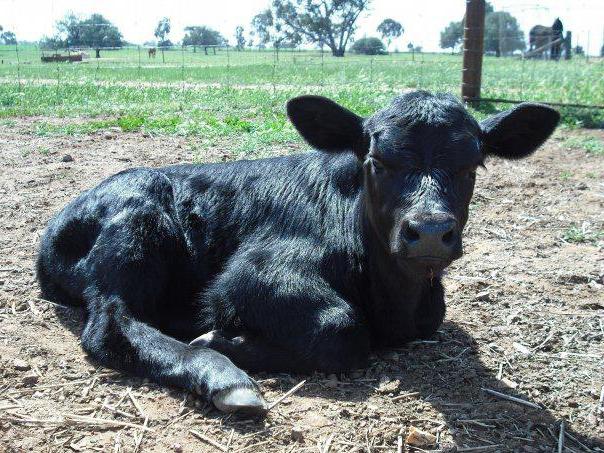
[484,11,524,56]
[351,37,386,55]
[183,26,225,53]
[377,19,403,50]
[154,17,171,47]
[438,2,524,56]
[251,9,274,47]
[235,26,246,50]
[0,25,16,45]
[270,0,371,57]
[42,13,123,57]
[250,8,301,49]
[439,20,463,52]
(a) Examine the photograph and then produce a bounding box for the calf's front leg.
[81,289,267,414]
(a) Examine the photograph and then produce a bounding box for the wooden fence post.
[462,0,486,103]
[564,31,572,60]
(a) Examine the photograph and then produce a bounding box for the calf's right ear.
[286,95,367,158]
[480,103,560,159]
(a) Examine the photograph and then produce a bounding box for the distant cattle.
[529,18,564,60]
[148,47,156,58]
[37,91,559,415]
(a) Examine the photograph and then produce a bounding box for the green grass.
[562,225,604,244]
[0,44,603,153]
[563,136,604,155]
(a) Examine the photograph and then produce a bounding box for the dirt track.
[0,122,602,452]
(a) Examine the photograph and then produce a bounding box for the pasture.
[0,46,603,451]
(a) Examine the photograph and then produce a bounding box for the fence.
[0,41,602,113]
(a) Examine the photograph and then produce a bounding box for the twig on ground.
[0,404,22,411]
[320,433,335,453]
[267,379,306,411]
[190,429,227,452]
[458,446,502,452]
[558,420,565,453]
[396,435,402,453]
[102,403,137,420]
[225,428,235,452]
[233,440,271,452]
[127,389,146,418]
[391,391,420,402]
[481,388,541,409]
[133,416,148,453]
[2,414,153,431]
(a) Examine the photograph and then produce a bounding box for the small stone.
[22,373,39,386]
[377,376,401,394]
[13,359,31,371]
[61,154,74,162]
[103,132,114,140]
[405,426,436,448]
[291,425,304,442]
[475,291,491,302]
[172,443,183,453]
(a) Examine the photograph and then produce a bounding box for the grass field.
[0,45,602,156]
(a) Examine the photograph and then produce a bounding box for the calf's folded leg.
[82,289,266,414]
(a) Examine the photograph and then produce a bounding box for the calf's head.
[287,91,559,275]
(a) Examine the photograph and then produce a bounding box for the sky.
[1,0,603,55]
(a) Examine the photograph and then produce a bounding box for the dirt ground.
[0,121,602,452]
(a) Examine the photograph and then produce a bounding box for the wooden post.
[564,31,572,60]
[462,0,486,103]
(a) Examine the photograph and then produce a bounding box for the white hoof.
[212,387,267,414]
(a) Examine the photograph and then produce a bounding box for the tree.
[271,0,371,57]
[235,26,246,50]
[484,11,524,56]
[439,20,463,52]
[154,17,171,47]
[1,30,17,45]
[183,26,224,54]
[351,37,386,55]
[438,3,524,57]
[52,13,122,57]
[251,9,274,48]
[377,19,403,51]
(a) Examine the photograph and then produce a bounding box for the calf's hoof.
[212,386,267,415]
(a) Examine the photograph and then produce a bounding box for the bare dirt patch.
[0,122,602,452]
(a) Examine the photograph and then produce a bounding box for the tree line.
[37,1,408,58]
[30,0,547,59]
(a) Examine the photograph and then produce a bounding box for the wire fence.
[0,42,603,111]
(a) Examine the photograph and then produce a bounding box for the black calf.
[37,91,559,414]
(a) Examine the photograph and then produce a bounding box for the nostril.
[402,224,420,242]
[442,229,455,245]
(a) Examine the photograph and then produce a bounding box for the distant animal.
[148,47,156,58]
[529,18,564,59]
[37,91,559,415]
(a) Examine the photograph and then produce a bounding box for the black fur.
[37,91,559,407]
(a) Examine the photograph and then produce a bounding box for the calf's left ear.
[287,95,367,157]
[480,103,560,159]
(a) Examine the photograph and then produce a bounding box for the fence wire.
[0,43,602,111]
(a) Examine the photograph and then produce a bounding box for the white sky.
[1,0,603,55]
